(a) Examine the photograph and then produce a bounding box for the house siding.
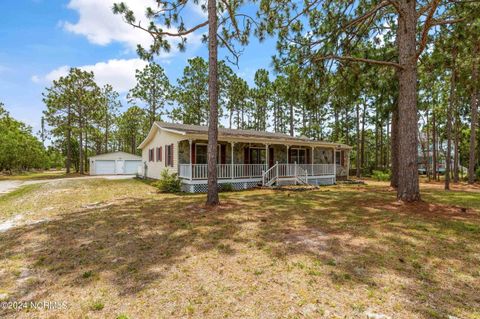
[142,128,182,179]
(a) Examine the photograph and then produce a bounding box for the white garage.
[89,151,142,175]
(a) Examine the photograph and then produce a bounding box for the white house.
[89,151,142,175]
[138,122,352,192]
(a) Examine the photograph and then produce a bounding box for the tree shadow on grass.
[0,195,249,310]
[0,186,479,318]
[238,188,480,318]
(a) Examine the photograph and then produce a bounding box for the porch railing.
[179,164,267,179]
[179,163,336,180]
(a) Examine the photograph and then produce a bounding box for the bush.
[219,183,234,192]
[476,167,480,180]
[153,169,181,193]
[372,170,390,181]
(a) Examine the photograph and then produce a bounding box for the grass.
[0,170,80,181]
[0,179,479,318]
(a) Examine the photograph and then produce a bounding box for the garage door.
[94,160,115,175]
[124,160,142,174]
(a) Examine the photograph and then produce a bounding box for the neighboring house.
[417,132,464,175]
[89,151,142,175]
[138,122,352,193]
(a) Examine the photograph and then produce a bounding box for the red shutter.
[221,144,226,164]
[159,146,162,162]
[269,147,274,167]
[191,142,196,164]
[244,147,249,164]
[170,143,174,167]
[165,145,168,166]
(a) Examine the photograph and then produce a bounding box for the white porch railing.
[178,163,336,180]
[179,164,267,179]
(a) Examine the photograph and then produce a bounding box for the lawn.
[0,179,479,318]
[0,170,75,181]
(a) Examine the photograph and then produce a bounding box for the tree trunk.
[426,109,430,181]
[66,105,72,174]
[206,0,219,206]
[396,0,420,201]
[468,42,480,184]
[432,107,437,181]
[445,46,457,190]
[453,113,460,183]
[289,103,294,136]
[360,102,367,174]
[79,106,84,175]
[391,102,399,188]
[356,103,361,178]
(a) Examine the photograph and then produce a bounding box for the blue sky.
[0,0,278,133]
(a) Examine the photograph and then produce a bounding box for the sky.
[0,0,278,134]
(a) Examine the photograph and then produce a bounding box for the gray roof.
[156,122,351,148]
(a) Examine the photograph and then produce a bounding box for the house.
[138,122,352,192]
[89,151,142,175]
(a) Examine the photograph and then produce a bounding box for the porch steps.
[262,163,310,187]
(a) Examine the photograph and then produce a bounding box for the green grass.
[0,170,73,181]
[0,179,479,318]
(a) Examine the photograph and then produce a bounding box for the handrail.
[262,163,278,186]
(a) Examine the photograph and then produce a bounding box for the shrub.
[219,183,234,192]
[476,167,480,179]
[372,170,390,181]
[153,169,181,193]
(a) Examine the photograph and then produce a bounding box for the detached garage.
[89,151,142,175]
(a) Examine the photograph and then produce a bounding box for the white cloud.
[32,58,148,93]
[62,0,203,54]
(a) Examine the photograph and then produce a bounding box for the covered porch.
[177,140,349,181]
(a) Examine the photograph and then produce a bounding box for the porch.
[179,163,338,180]
[177,140,349,186]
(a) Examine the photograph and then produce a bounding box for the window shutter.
[244,147,249,164]
[220,144,226,164]
[191,142,196,164]
[170,143,174,167]
[165,145,168,166]
[159,146,162,162]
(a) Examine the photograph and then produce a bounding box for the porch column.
[265,143,269,169]
[333,147,337,182]
[346,150,350,180]
[311,146,314,176]
[230,142,235,179]
[189,139,193,181]
[286,145,290,164]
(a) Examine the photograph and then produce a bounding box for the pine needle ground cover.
[0,179,479,318]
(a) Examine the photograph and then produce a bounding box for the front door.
[269,147,274,168]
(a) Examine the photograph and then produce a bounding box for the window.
[195,144,221,164]
[156,147,162,162]
[148,149,154,162]
[335,151,341,165]
[250,148,266,164]
[165,144,174,167]
[290,148,307,164]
